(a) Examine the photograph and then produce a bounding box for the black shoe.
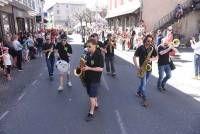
[142,100,149,107]
[49,76,54,80]
[158,87,163,92]
[85,113,94,122]
[18,69,24,71]
[95,106,99,111]
[111,73,116,77]
[161,85,166,91]
[136,91,143,98]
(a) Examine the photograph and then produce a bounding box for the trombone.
[170,39,180,47]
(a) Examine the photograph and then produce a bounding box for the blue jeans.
[138,71,151,99]
[157,64,171,88]
[46,57,55,76]
[105,56,116,73]
[194,54,200,76]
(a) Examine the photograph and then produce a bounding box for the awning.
[0,0,10,7]
[106,0,141,19]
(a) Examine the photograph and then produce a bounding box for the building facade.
[47,2,86,29]
[106,0,200,39]
[106,0,141,32]
[0,0,42,37]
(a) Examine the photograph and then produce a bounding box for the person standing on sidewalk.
[157,38,177,92]
[13,35,24,71]
[190,37,200,80]
[133,34,157,107]
[156,30,163,47]
[55,35,73,91]
[43,35,55,80]
[36,33,44,58]
[104,34,116,76]
[121,29,129,51]
[83,39,104,121]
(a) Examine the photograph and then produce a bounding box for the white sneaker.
[58,86,64,92]
[67,81,72,87]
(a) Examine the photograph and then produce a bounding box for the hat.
[61,34,67,40]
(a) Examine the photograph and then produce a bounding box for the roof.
[46,1,86,12]
[106,0,141,19]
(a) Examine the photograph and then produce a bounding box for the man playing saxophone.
[133,34,157,107]
[82,39,104,121]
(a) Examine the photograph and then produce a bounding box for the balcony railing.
[154,0,193,31]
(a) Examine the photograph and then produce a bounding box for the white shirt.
[3,53,12,66]
[13,40,22,51]
[191,41,200,55]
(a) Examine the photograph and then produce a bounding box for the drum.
[56,60,69,73]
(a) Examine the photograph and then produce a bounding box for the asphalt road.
[0,44,200,134]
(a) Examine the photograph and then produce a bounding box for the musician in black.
[133,34,157,107]
[104,34,116,76]
[157,38,177,92]
[82,39,104,121]
[43,35,55,80]
[55,35,72,91]
[91,33,107,53]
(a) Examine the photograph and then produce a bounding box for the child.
[2,47,12,80]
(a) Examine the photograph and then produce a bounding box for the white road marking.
[18,92,26,101]
[102,75,110,91]
[39,73,43,77]
[0,111,9,121]
[115,110,128,134]
[31,80,38,86]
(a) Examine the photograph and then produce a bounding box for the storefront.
[13,7,35,33]
[0,4,15,37]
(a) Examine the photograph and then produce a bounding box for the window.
[2,13,10,34]
[57,10,59,14]
[66,4,68,8]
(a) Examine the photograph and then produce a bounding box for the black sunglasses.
[87,45,91,48]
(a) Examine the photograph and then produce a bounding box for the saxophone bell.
[74,67,82,76]
[145,64,152,71]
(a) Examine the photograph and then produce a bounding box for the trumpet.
[170,39,180,47]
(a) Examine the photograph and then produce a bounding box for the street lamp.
[50,12,53,28]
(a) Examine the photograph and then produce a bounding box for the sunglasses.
[87,45,92,48]
[62,40,67,42]
[147,40,153,44]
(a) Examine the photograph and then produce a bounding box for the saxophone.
[74,56,87,87]
[137,46,154,78]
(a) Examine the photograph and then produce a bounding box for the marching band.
[25,26,196,121]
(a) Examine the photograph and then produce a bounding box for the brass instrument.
[74,57,86,87]
[137,46,154,78]
[47,47,53,59]
[170,39,180,47]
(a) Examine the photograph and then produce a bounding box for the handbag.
[169,58,176,70]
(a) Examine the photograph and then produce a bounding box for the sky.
[44,0,108,11]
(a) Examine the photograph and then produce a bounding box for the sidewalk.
[115,43,200,102]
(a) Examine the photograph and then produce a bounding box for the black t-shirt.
[36,38,44,47]
[42,42,55,58]
[85,50,104,83]
[97,41,106,52]
[158,45,172,66]
[55,42,72,63]
[134,45,157,67]
[104,40,115,57]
